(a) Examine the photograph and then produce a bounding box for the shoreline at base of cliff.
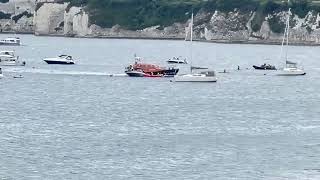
[1,32,320,47]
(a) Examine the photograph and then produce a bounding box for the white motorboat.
[0,51,26,66]
[277,1,306,76]
[0,37,21,46]
[43,55,75,64]
[174,13,217,82]
[125,70,145,77]
[167,56,188,64]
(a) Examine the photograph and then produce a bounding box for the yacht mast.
[285,7,291,61]
[280,0,290,63]
[190,12,194,73]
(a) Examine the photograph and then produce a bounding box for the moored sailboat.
[277,0,306,76]
[174,12,217,82]
[278,61,306,76]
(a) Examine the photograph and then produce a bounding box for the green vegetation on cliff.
[252,0,320,33]
[65,0,205,30]
[64,0,320,32]
[0,11,11,19]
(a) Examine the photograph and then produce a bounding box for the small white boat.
[13,75,24,78]
[0,37,21,46]
[125,70,145,77]
[0,51,26,66]
[167,56,188,64]
[125,63,145,77]
[43,55,75,64]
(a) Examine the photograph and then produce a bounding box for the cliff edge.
[2,0,320,45]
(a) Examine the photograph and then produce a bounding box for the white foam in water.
[3,67,128,77]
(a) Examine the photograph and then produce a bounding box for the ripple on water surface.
[1,34,320,179]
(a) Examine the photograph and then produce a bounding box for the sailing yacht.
[278,60,306,76]
[277,0,306,76]
[174,13,217,82]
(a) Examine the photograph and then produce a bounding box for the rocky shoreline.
[2,31,320,47]
[2,1,320,46]
[2,0,320,46]
[0,0,320,46]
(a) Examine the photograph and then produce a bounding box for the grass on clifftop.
[67,0,206,30]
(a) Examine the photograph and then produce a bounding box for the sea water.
[0,34,320,179]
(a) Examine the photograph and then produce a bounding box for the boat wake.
[3,68,128,77]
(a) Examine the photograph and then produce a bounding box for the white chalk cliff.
[0,0,36,33]
[2,1,320,44]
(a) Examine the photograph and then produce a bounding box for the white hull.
[0,73,3,78]
[43,55,75,64]
[167,60,187,64]
[277,68,306,76]
[125,70,145,77]
[174,74,217,82]
[0,37,21,46]
[43,59,75,64]
[0,42,20,46]
[0,61,25,66]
